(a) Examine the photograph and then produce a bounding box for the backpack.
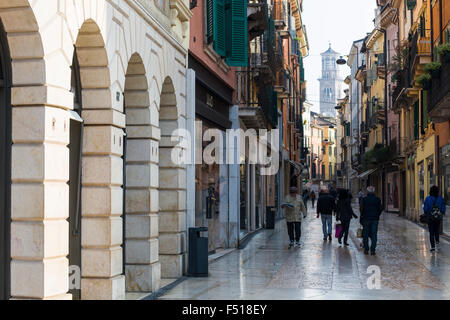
[429,197,443,222]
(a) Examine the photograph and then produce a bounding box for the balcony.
[360,121,369,140]
[272,0,287,30]
[247,1,269,42]
[409,31,432,84]
[341,136,351,148]
[352,153,362,167]
[429,57,450,123]
[274,69,289,97]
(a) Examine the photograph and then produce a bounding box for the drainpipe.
[439,0,443,45]
[430,0,434,60]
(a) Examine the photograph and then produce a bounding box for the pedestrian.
[336,189,358,246]
[357,189,364,207]
[329,185,337,200]
[302,189,309,210]
[360,186,382,255]
[316,186,336,241]
[423,185,446,253]
[282,187,307,248]
[310,190,316,208]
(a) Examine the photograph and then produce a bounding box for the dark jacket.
[423,195,446,216]
[361,193,382,221]
[336,198,358,221]
[317,193,336,216]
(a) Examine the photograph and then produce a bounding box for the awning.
[357,168,377,179]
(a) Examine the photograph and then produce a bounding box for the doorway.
[68,51,83,300]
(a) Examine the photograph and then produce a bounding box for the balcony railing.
[392,69,411,107]
[389,138,398,156]
[275,69,289,93]
[429,57,450,118]
[273,0,287,29]
[409,30,432,81]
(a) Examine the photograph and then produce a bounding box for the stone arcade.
[0,0,191,300]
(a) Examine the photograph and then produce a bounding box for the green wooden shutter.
[213,0,226,57]
[206,0,214,43]
[407,0,416,10]
[414,100,419,140]
[226,0,248,66]
[422,90,429,131]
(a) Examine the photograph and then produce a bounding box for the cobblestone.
[158,205,450,300]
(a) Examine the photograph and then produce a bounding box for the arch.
[0,18,11,301]
[123,53,161,293]
[158,76,186,279]
[73,19,125,300]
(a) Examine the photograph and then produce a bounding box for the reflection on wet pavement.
[158,205,450,300]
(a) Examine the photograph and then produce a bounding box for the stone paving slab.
[158,205,450,300]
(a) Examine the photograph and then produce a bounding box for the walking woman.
[336,189,358,246]
[282,187,307,248]
[423,186,446,253]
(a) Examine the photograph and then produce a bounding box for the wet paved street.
[158,204,450,300]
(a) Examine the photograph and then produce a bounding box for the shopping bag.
[357,227,363,238]
[335,222,343,238]
[419,213,428,223]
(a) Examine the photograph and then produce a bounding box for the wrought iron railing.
[430,58,450,113]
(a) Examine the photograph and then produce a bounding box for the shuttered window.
[421,90,429,134]
[213,0,226,56]
[226,0,248,66]
[206,0,214,44]
[206,0,248,66]
[414,100,419,140]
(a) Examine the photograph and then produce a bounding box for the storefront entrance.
[0,20,11,300]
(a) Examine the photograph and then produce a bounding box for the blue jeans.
[363,220,379,253]
[321,215,332,236]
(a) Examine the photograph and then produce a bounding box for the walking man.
[360,186,382,255]
[302,189,309,209]
[282,187,307,248]
[316,186,336,241]
[336,189,358,245]
[310,190,316,208]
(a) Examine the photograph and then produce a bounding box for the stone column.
[80,98,126,300]
[159,84,187,278]
[11,101,72,300]
[7,12,72,298]
[124,67,161,293]
[185,69,196,236]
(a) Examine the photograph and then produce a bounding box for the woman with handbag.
[423,185,446,253]
[336,189,358,246]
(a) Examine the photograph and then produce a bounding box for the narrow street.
[158,204,450,300]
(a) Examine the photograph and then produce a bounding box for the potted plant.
[424,62,442,78]
[437,43,450,63]
[417,73,432,90]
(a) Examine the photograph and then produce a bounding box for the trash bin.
[188,227,208,277]
[266,207,275,229]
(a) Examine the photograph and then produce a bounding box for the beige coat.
[283,194,307,222]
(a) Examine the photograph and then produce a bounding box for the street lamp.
[336,56,347,65]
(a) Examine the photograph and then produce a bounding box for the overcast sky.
[302,0,377,113]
